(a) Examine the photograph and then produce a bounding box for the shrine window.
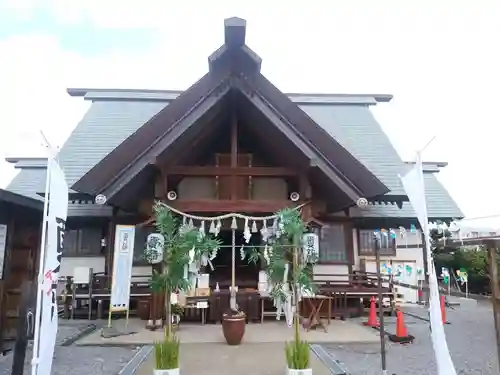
[358,229,396,256]
[63,227,103,256]
[309,223,348,263]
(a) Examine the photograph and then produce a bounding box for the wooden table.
[260,295,279,323]
[184,297,209,325]
[302,295,332,332]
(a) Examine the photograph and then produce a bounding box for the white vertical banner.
[400,153,457,375]
[110,225,136,311]
[31,157,69,375]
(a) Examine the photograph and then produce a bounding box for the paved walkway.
[322,302,499,374]
[0,321,138,375]
[135,343,331,375]
[76,318,379,346]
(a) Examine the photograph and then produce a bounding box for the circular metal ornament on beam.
[95,194,107,205]
[356,197,369,208]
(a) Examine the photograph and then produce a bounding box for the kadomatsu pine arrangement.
[153,329,180,375]
[245,208,315,375]
[285,331,311,375]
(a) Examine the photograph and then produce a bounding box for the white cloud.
[1,1,499,217]
[0,33,88,186]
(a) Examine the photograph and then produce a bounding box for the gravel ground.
[323,300,498,375]
[0,320,140,375]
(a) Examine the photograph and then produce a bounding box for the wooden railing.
[313,271,392,291]
[61,270,398,321]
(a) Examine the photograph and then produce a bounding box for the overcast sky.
[0,0,498,218]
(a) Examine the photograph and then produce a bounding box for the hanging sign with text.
[110,225,136,312]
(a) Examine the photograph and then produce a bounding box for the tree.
[247,208,316,366]
[145,202,221,336]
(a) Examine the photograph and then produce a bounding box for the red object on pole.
[440,295,449,324]
[363,296,380,327]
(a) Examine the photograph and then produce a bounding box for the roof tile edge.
[67,88,392,105]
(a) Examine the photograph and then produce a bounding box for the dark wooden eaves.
[0,189,43,211]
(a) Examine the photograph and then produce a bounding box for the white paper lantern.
[146,233,164,264]
[302,233,319,262]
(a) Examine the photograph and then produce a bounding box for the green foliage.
[434,245,500,294]
[144,202,221,334]
[251,207,314,368]
[285,339,310,369]
[144,202,221,294]
[285,304,310,370]
[171,304,184,316]
[264,208,316,301]
[154,330,180,370]
[429,221,453,254]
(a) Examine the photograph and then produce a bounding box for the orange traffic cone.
[395,310,408,337]
[362,296,380,327]
[440,295,450,324]
[389,310,414,344]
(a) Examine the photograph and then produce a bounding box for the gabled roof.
[4,18,464,220]
[71,17,389,207]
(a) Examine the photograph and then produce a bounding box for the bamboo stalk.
[230,228,236,310]
[293,234,300,343]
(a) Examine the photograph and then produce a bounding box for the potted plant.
[247,208,315,374]
[153,329,180,375]
[285,337,311,375]
[221,307,246,345]
[221,225,246,345]
[144,202,221,336]
[171,303,183,331]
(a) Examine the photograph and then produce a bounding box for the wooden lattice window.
[64,228,103,256]
[310,223,348,263]
[358,229,396,256]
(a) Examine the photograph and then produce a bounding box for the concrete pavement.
[135,343,331,375]
[76,319,380,346]
[323,302,499,374]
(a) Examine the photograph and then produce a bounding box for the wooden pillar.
[147,260,164,330]
[299,173,312,221]
[163,170,168,201]
[230,110,238,200]
[0,218,15,353]
[105,208,118,288]
[486,240,500,369]
[11,281,35,375]
[31,219,43,282]
[344,221,355,277]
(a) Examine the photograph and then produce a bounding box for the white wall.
[60,256,106,277]
[354,229,424,270]
[313,264,349,281]
[355,229,424,303]
[60,256,152,282]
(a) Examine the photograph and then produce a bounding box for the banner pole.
[30,156,53,375]
[374,233,387,375]
[108,309,113,328]
[125,308,130,329]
